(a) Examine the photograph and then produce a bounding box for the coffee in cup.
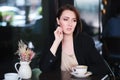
[72,65,88,75]
[4,73,20,80]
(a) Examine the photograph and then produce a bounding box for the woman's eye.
[63,18,68,21]
[73,19,77,22]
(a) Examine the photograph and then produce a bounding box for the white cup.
[4,73,20,80]
[72,65,88,75]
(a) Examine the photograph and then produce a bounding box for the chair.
[102,37,120,78]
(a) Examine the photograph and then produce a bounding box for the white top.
[61,52,78,71]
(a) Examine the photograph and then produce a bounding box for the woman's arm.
[85,35,109,75]
[39,35,59,72]
[50,27,63,56]
[39,27,63,72]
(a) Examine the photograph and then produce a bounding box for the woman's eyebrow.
[63,16,76,19]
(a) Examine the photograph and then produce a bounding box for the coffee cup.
[4,73,20,80]
[72,65,88,75]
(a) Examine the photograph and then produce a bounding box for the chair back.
[102,37,120,62]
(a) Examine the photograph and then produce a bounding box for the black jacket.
[39,32,109,75]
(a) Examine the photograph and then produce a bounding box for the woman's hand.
[50,27,63,56]
[54,27,63,43]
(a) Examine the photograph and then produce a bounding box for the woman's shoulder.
[77,32,92,40]
[75,32,95,46]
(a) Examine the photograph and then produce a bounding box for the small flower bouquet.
[15,40,35,62]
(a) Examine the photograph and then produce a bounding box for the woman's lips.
[66,28,72,31]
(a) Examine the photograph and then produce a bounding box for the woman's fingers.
[55,27,62,35]
[54,27,63,41]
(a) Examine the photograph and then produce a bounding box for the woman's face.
[57,10,77,35]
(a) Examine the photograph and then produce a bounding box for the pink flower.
[15,40,35,62]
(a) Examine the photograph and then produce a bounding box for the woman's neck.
[62,34,74,56]
[62,34,73,43]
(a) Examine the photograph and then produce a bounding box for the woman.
[39,4,109,75]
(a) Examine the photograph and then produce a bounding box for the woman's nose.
[68,20,72,26]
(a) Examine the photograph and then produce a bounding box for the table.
[2,70,114,80]
[38,71,112,80]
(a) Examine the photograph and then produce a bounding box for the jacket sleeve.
[84,35,110,75]
[39,35,61,72]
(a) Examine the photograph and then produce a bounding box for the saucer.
[3,78,21,80]
[70,71,92,78]
[3,79,21,80]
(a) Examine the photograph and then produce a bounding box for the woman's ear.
[56,18,60,25]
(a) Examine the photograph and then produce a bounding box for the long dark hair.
[56,4,82,37]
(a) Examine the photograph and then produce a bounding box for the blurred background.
[0,0,120,79]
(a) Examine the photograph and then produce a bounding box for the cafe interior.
[0,0,120,79]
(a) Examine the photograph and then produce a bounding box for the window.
[74,0,101,36]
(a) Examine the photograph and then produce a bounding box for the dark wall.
[58,0,74,7]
